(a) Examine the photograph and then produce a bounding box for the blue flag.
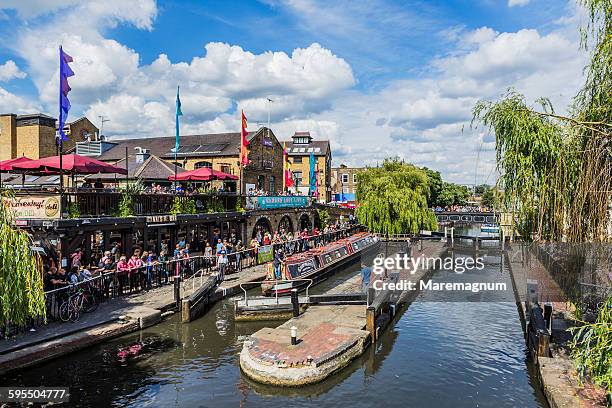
[309,151,316,196]
[58,46,74,143]
[175,86,182,153]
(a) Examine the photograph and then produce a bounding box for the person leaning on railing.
[116,256,129,294]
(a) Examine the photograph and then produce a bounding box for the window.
[269,176,275,192]
[294,156,302,164]
[220,164,232,174]
[172,162,183,168]
[342,186,349,194]
[353,174,357,184]
[341,174,349,183]
[194,161,212,169]
[257,175,265,190]
[294,171,303,186]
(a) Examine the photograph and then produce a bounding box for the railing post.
[174,276,181,309]
[291,288,300,317]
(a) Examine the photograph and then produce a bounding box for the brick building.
[284,131,331,202]
[331,164,366,202]
[89,127,284,194]
[0,113,98,160]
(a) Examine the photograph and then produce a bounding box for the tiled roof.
[87,154,185,181]
[96,131,258,161]
[283,140,330,156]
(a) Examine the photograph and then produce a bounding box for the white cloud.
[508,0,530,7]
[0,0,587,184]
[0,60,26,81]
[0,86,39,113]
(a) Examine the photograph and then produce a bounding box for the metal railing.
[240,278,314,306]
[1,225,363,337]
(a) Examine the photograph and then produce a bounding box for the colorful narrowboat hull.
[261,232,380,296]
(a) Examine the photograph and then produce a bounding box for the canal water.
[4,233,548,407]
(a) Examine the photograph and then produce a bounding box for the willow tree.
[356,158,437,234]
[472,0,611,242]
[0,191,46,331]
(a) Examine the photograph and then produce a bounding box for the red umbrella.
[13,154,127,175]
[168,167,238,181]
[0,156,32,171]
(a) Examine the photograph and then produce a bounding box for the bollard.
[450,227,454,248]
[291,288,300,317]
[291,326,298,345]
[366,306,376,342]
[174,276,181,310]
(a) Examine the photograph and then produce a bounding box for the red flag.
[240,110,250,166]
[283,146,294,187]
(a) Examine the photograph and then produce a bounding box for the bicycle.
[59,283,100,322]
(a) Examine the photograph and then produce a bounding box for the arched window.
[172,162,184,168]
[194,161,213,169]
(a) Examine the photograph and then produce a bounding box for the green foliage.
[170,196,197,215]
[115,180,144,217]
[67,201,81,219]
[471,0,611,242]
[116,192,134,217]
[356,158,437,234]
[0,191,46,331]
[315,208,330,228]
[481,187,501,209]
[235,199,245,213]
[437,182,470,207]
[569,294,612,393]
[206,195,225,213]
[421,167,443,207]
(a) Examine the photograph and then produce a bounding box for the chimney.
[134,146,150,164]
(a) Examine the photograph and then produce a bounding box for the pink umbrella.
[168,167,238,181]
[0,156,32,171]
[13,154,127,175]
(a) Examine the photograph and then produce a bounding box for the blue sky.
[0,0,587,183]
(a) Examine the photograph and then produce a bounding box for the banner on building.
[257,244,274,263]
[3,195,61,220]
[246,196,310,210]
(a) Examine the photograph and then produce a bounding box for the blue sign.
[247,196,310,209]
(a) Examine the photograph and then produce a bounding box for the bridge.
[434,211,498,224]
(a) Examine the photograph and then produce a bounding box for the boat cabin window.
[339,247,348,256]
[334,250,342,259]
[288,259,316,278]
[352,242,360,250]
[323,253,334,264]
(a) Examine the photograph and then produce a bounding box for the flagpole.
[174,85,180,192]
[282,142,286,193]
[58,46,64,217]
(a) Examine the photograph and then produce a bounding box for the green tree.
[421,167,443,207]
[0,191,46,331]
[356,158,437,234]
[471,0,611,242]
[481,187,500,209]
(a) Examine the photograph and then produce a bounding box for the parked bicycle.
[59,283,100,322]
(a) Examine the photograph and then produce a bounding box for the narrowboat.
[261,231,380,296]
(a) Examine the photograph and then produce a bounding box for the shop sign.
[3,195,61,220]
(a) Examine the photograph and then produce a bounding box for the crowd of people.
[43,217,357,297]
[432,205,493,213]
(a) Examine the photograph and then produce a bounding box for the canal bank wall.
[506,243,607,408]
[0,263,269,376]
[239,241,446,387]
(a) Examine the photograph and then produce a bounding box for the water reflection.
[1,241,547,408]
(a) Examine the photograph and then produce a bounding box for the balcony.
[7,191,312,219]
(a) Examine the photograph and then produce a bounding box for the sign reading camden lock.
[3,195,61,220]
[246,196,310,210]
